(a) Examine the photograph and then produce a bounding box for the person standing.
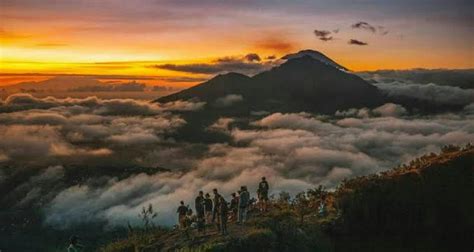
[218,195,229,235]
[204,193,213,224]
[318,194,327,217]
[212,188,221,231]
[230,193,239,222]
[238,186,250,224]
[258,177,270,212]
[195,191,205,232]
[177,201,188,229]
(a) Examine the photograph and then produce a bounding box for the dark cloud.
[244,53,261,62]
[348,39,368,46]
[351,21,388,35]
[266,55,276,60]
[351,21,376,33]
[313,29,333,41]
[153,55,274,75]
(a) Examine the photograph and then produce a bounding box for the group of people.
[177,177,270,236]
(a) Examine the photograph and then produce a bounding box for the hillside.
[102,145,474,252]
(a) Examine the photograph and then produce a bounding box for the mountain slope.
[156,72,251,103]
[101,145,474,252]
[156,51,386,114]
[247,55,384,113]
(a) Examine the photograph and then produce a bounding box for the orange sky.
[1,0,473,87]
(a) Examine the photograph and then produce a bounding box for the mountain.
[156,50,386,114]
[156,72,251,103]
[281,49,348,71]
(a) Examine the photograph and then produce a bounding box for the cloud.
[107,132,161,145]
[0,93,205,114]
[313,29,333,41]
[374,82,474,106]
[266,55,276,60]
[351,21,376,33]
[0,125,114,159]
[214,94,243,107]
[358,69,474,89]
[351,21,389,35]
[2,93,473,230]
[153,54,274,75]
[464,103,474,114]
[372,103,407,117]
[244,53,261,62]
[151,85,181,92]
[40,108,474,228]
[1,73,206,84]
[254,38,296,52]
[208,117,235,132]
[11,165,66,207]
[348,39,368,46]
[336,103,407,118]
[158,100,206,111]
[68,81,146,92]
[0,94,192,164]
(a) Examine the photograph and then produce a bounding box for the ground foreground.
[101,145,473,252]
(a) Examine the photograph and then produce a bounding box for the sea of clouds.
[1,82,473,229]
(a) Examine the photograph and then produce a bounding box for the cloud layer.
[43,104,474,228]
[1,91,473,230]
[374,81,474,105]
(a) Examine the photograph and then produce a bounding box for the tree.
[138,204,158,230]
[293,192,311,225]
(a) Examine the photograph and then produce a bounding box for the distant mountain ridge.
[156,50,385,114]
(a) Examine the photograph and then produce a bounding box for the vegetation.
[103,144,473,251]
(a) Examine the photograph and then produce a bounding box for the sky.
[1,0,473,87]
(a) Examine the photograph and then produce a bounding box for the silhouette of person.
[258,177,270,212]
[177,201,188,229]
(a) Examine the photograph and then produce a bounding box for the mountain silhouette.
[156,50,386,114]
